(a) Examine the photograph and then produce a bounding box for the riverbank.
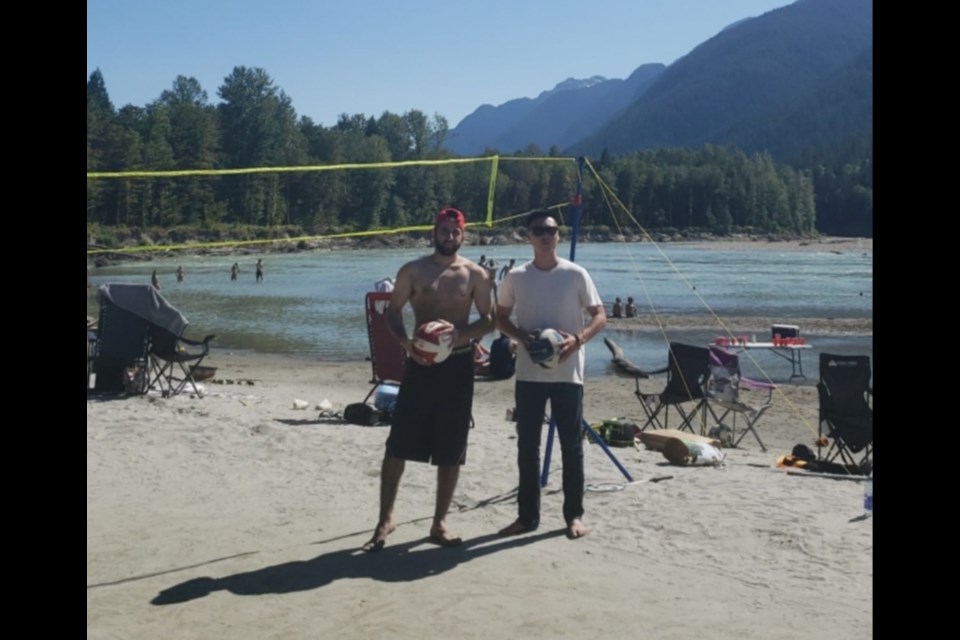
[88,229,872,267]
[609,314,872,335]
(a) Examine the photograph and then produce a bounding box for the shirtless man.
[363,207,494,552]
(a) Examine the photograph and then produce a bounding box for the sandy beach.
[87,344,873,639]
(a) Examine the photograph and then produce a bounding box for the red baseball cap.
[435,207,466,229]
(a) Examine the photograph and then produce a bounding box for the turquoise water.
[87,242,872,383]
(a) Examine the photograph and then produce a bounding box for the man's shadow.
[151,529,563,605]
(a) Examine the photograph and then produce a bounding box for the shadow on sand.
[151,529,564,605]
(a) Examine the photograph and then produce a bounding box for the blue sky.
[87,0,793,128]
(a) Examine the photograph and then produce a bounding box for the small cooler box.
[771,324,800,339]
[374,384,399,413]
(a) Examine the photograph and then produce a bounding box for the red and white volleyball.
[412,320,454,364]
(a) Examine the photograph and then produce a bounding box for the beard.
[434,236,461,256]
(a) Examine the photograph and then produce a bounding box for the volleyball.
[412,320,454,364]
[527,328,565,369]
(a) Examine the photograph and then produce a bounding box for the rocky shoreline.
[87,227,872,267]
[607,314,872,336]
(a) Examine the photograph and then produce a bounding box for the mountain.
[446,0,872,164]
[570,0,872,158]
[734,45,873,163]
[446,65,665,156]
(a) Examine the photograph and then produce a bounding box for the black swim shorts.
[386,348,474,465]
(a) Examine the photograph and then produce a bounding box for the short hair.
[525,209,553,228]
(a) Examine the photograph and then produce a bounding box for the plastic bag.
[662,438,726,466]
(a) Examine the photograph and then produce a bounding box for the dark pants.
[513,381,585,529]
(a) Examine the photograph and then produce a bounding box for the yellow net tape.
[87,155,578,254]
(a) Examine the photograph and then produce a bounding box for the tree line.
[87,67,869,239]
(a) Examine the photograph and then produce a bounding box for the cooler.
[374,384,399,413]
[771,324,800,339]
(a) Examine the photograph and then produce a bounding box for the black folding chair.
[90,294,151,395]
[93,283,212,399]
[817,353,873,472]
[148,327,216,398]
[636,343,711,433]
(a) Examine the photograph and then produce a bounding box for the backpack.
[343,402,380,426]
[489,334,516,380]
[593,419,639,447]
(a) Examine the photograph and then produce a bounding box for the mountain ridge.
[447,0,872,163]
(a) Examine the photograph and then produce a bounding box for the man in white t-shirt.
[495,209,607,539]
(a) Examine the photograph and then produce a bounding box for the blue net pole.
[568,156,585,263]
[539,418,557,488]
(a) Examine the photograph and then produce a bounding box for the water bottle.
[863,478,873,517]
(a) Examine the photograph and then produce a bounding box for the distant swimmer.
[176,266,184,283]
[151,269,161,291]
[625,297,637,318]
[498,258,516,282]
[255,259,264,283]
[611,297,624,318]
[231,262,240,281]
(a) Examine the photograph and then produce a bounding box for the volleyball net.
[86,155,595,255]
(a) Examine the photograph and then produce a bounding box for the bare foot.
[497,519,536,536]
[361,520,396,553]
[566,518,590,539]
[429,522,463,547]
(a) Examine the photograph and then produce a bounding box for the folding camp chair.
[635,343,711,433]
[704,346,776,451]
[148,327,216,398]
[362,291,407,406]
[87,327,98,390]
[817,353,873,472]
[90,291,152,395]
[94,283,211,399]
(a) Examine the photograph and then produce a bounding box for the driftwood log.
[603,337,669,378]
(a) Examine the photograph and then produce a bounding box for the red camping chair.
[363,291,407,404]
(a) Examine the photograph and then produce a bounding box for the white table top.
[719,342,813,350]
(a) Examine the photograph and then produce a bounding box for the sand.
[87,346,873,639]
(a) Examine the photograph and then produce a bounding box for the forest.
[87,67,871,244]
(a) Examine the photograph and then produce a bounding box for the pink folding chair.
[705,346,776,451]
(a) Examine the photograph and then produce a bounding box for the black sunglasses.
[530,226,559,237]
